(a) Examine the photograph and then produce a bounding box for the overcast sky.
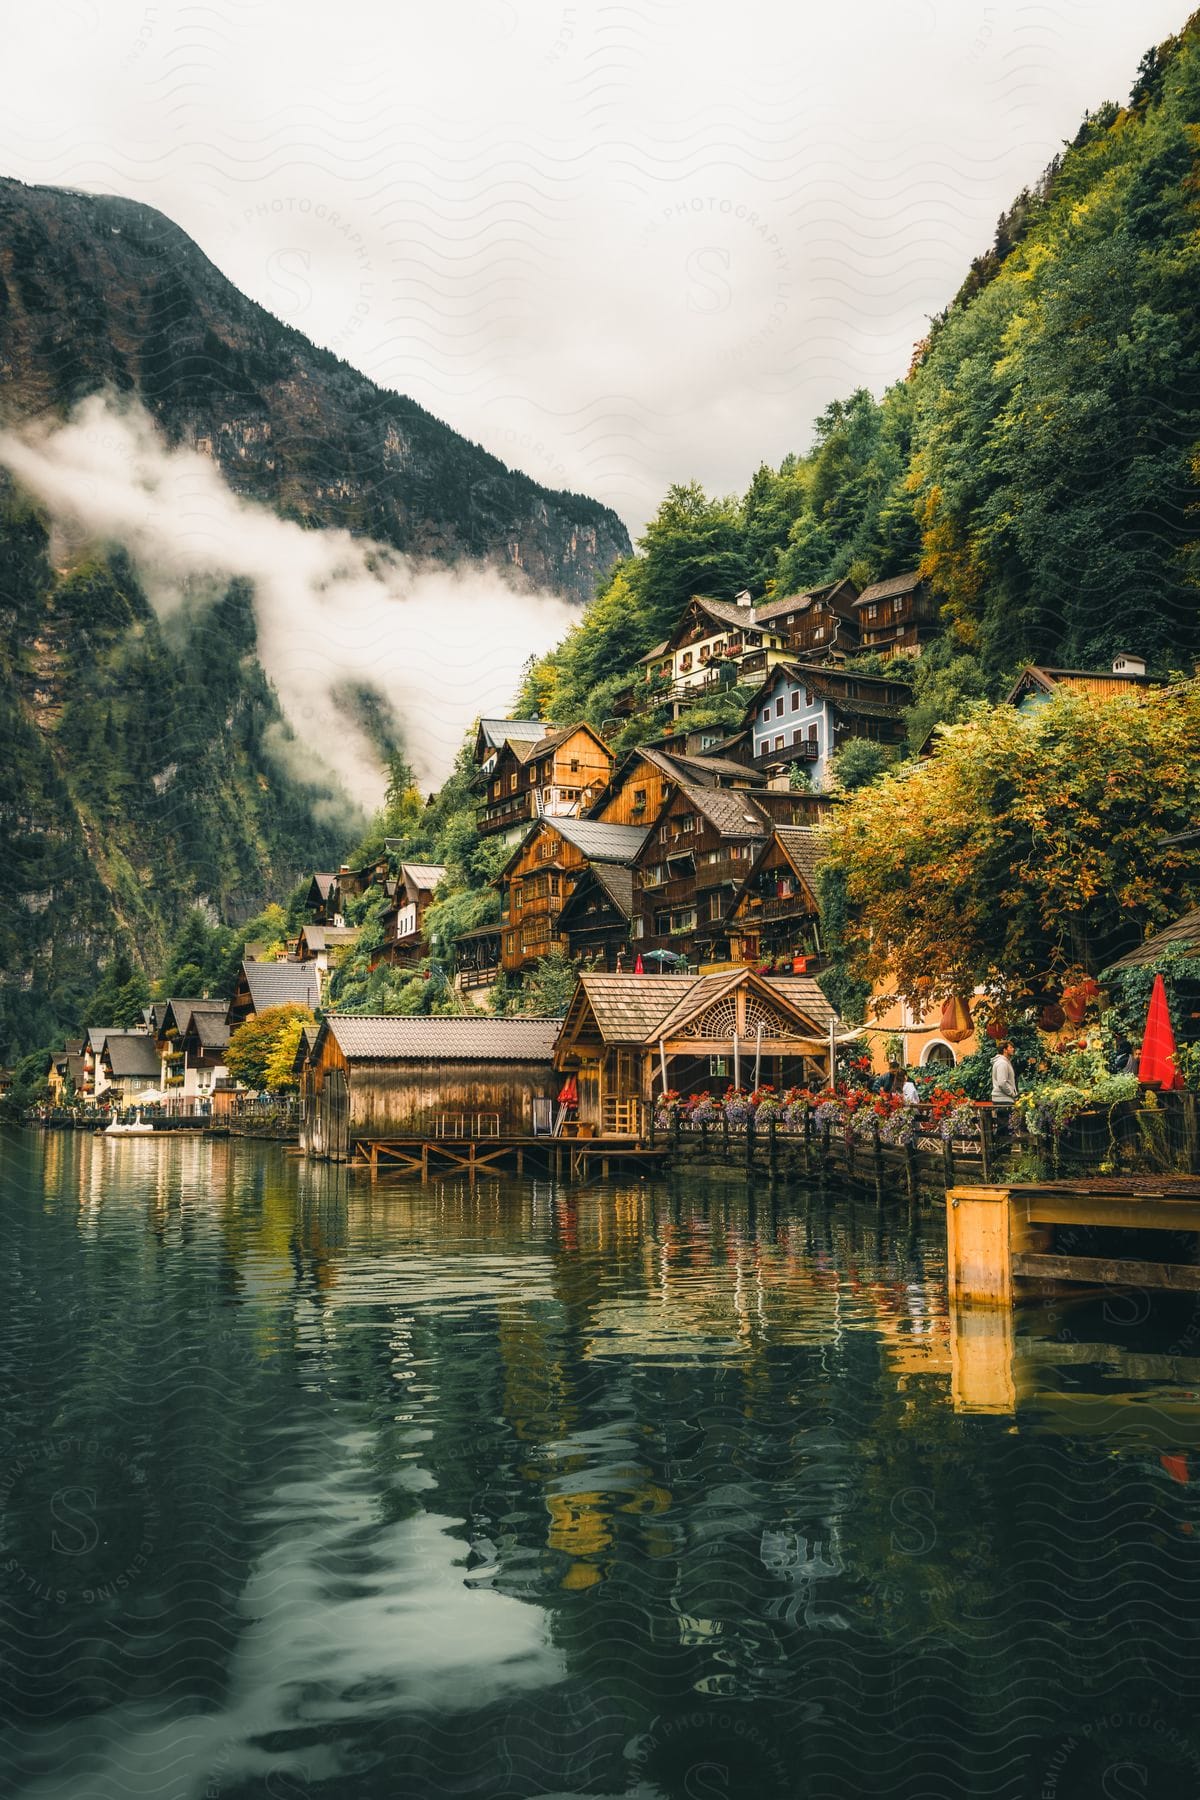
[1,0,1186,535]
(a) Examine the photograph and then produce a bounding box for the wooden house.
[304,872,342,924]
[99,1031,162,1102]
[473,717,551,779]
[299,1014,561,1160]
[554,968,837,1136]
[83,1025,154,1101]
[228,959,320,1029]
[853,571,941,658]
[556,864,636,972]
[633,785,773,966]
[747,663,908,788]
[477,723,614,839]
[1005,656,1160,712]
[632,594,790,713]
[726,827,826,972]
[499,817,649,975]
[155,997,229,1100]
[753,579,861,661]
[377,863,447,967]
[48,1041,86,1105]
[295,924,362,985]
[454,920,503,992]
[589,744,763,833]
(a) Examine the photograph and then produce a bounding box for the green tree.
[225,1004,316,1091]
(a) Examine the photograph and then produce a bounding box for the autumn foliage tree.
[822,687,1200,1013]
[225,1004,316,1092]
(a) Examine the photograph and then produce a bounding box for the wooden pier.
[947,1177,1200,1306]
[346,1134,670,1181]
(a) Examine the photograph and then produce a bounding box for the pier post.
[945,1187,1013,1305]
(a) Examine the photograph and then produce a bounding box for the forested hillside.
[516,15,1200,735]
[0,481,344,1057]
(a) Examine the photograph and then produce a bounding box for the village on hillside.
[26,573,1200,1191]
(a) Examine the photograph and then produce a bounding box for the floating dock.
[346,1134,670,1181]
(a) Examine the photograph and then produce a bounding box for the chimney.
[735,589,753,609]
[1112,652,1146,677]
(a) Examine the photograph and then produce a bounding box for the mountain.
[0,179,631,1060]
[0,178,630,599]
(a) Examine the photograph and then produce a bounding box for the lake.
[1,1130,1199,1799]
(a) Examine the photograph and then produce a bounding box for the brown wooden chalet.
[556,863,636,972]
[853,571,941,657]
[633,785,773,966]
[499,817,649,975]
[753,578,861,660]
[378,862,447,967]
[472,717,551,778]
[589,744,764,834]
[726,826,826,973]
[478,723,614,838]
[454,919,503,991]
[555,968,838,1136]
[1005,655,1159,710]
[305,872,341,923]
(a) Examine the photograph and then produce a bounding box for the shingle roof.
[681,786,770,839]
[659,749,766,786]
[399,863,447,893]
[324,1014,560,1061]
[553,818,650,863]
[773,826,827,887]
[309,872,337,900]
[189,1012,232,1051]
[298,925,361,953]
[88,1025,153,1051]
[477,718,547,753]
[291,1022,321,1074]
[752,591,818,624]
[102,1034,162,1078]
[240,961,320,1014]
[161,996,226,1036]
[1104,908,1200,972]
[558,862,635,927]
[855,570,923,605]
[571,969,837,1043]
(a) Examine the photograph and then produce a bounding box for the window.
[632,787,646,809]
[654,911,671,937]
[790,690,800,710]
[774,735,784,751]
[512,885,523,911]
[631,917,644,938]
[492,779,501,799]
[761,706,770,723]
[808,723,818,742]
[792,730,801,746]
[709,1056,729,1078]
[786,613,795,626]
[680,814,695,832]
[805,688,813,705]
[865,603,878,621]
[509,773,518,792]
[570,758,579,772]
[550,874,560,897]
[775,697,784,718]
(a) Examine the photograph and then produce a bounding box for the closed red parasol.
[634,953,644,974]
[1138,973,1183,1089]
[557,1076,578,1106]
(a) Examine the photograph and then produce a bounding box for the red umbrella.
[557,1076,578,1106]
[634,953,644,974]
[1139,973,1183,1089]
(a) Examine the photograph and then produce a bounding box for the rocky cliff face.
[0,179,631,1058]
[0,178,630,600]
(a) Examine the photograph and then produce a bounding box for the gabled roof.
[318,1014,560,1062]
[551,818,650,864]
[753,578,861,625]
[101,1034,162,1078]
[237,960,320,1016]
[745,661,908,726]
[556,862,635,930]
[474,718,548,758]
[88,1025,152,1051]
[307,872,338,901]
[635,640,670,666]
[559,968,836,1047]
[297,924,361,953]
[1004,665,1159,705]
[855,570,924,606]
[188,1011,232,1051]
[160,996,225,1037]
[398,863,447,894]
[1104,908,1200,973]
[291,1022,321,1075]
[676,785,770,839]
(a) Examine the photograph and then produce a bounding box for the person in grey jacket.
[991,1042,1018,1130]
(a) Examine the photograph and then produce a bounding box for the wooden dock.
[947,1177,1200,1306]
[346,1133,670,1181]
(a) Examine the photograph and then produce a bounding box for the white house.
[747,664,910,789]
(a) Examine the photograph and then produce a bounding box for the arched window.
[921,1040,956,1068]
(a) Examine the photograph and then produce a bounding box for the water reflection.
[1,1131,1198,1799]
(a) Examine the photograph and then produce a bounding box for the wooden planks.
[1013,1251,1200,1292]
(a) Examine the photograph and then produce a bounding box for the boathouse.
[554,968,836,1137]
[299,1014,561,1160]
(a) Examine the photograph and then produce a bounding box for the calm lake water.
[2,1130,1199,1800]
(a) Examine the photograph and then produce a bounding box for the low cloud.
[0,393,574,810]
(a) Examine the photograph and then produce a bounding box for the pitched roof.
[679,786,770,839]
[658,748,766,786]
[102,1034,162,1078]
[298,924,361,953]
[398,863,447,894]
[476,718,547,754]
[567,969,837,1044]
[636,640,670,665]
[855,570,924,605]
[557,862,635,928]
[189,1011,232,1051]
[553,818,650,863]
[753,579,859,624]
[239,960,320,1014]
[87,1025,152,1051]
[308,872,337,900]
[1005,665,1159,705]
[1104,909,1200,972]
[322,1014,560,1062]
[291,1023,321,1074]
[773,826,827,887]
[160,996,226,1036]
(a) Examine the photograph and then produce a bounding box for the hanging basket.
[1060,976,1099,1025]
[1038,1002,1065,1032]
